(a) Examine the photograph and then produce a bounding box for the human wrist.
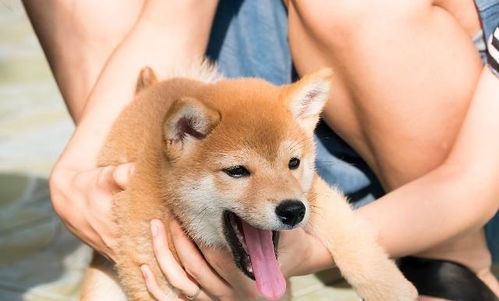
[300,242,336,276]
[280,229,336,277]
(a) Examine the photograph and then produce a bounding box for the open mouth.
[223,211,279,279]
[223,211,286,300]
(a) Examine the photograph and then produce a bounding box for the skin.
[23,0,498,299]
[24,0,219,261]
[286,0,499,296]
[166,1,499,299]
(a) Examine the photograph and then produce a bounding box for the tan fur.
[81,254,127,301]
[82,63,417,301]
[306,177,418,300]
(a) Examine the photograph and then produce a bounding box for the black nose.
[275,200,306,227]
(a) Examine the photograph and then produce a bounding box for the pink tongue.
[240,220,286,300]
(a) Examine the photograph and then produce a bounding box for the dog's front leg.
[306,177,418,301]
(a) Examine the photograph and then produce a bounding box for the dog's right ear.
[163,97,221,162]
[135,67,158,93]
[285,68,332,134]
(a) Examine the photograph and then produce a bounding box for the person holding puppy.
[23,0,499,300]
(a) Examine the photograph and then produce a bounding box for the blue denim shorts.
[206,0,499,262]
[476,0,499,40]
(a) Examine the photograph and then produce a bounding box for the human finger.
[199,244,259,299]
[59,197,117,261]
[169,218,234,299]
[150,219,212,301]
[141,264,179,301]
[70,168,119,260]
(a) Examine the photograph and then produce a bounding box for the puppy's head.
[157,68,332,299]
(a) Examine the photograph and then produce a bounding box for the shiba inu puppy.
[81,62,418,301]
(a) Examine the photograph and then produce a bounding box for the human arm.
[281,65,499,277]
[142,219,259,301]
[24,0,219,260]
[285,0,498,267]
[355,67,499,257]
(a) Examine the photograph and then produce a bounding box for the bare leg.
[289,0,482,188]
[23,0,144,121]
[288,0,497,294]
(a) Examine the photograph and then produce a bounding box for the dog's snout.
[275,200,306,227]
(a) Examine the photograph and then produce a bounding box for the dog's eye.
[288,158,300,170]
[223,165,250,178]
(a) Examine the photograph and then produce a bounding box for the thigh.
[433,0,481,35]
[289,0,483,190]
[23,0,144,118]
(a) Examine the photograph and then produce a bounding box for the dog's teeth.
[241,238,248,253]
[247,265,253,273]
[230,215,248,252]
[235,227,248,252]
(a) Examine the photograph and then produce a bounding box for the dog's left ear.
[285,68,332,133]
[163,97,221,162]
[135,67,158,94]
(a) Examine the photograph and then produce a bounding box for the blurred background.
[0,1,92,301]
[0,1,360,300]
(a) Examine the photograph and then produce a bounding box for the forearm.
[357,164,497,257]
[303,70,499,275]
[41,1,218,259]
[357,68,499,258]
[53,0,218,171]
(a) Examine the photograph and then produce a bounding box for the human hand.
[277,227,334,277]
[142,219,260,301]
[143,218,334,301]
[49,162,134,262]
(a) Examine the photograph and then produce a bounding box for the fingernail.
[140,265,149,280]
[151,220,158,238]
